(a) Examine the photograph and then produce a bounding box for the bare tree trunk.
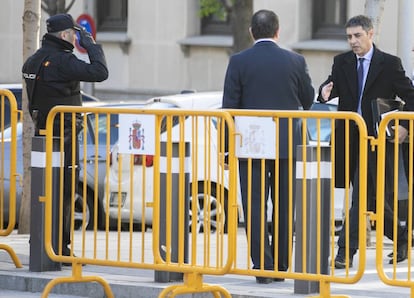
[365,0,386,43]
[203,0,253,54]
[229,0,253,53]
[42,0,76,16]
[19,0,41,234]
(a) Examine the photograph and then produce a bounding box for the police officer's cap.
[46,14,81,33]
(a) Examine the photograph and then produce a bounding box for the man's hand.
[390,125,408,144]
[320,81,334,103]
[79,27,95,49]
[219,152,229,170]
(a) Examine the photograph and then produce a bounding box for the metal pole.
[154,141,190,282]
[294,145,330,294]
[29,136,61,272]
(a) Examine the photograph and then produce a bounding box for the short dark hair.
[345,15,373,32]
[250,10,279,40]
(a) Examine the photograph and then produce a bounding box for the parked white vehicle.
[106,114,228,232]
[103,91,347,232]
[104,91,229,232]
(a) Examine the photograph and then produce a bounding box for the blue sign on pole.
[75,14,96,53]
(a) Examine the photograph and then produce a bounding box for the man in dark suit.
[318,15,414,269]
[222,9,314,284]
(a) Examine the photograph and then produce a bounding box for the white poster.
[118,114,156,154]
[235,116,276,159]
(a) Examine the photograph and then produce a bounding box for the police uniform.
[22,13,108,131]
[22,14,108,258]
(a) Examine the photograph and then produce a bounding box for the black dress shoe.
[256,277,273,284]
[334,248,356,269]
[334,254,353,269]
[273,277,285,282]
[62,247,73,257]
[388,242,410,258]
[389,243,408,264]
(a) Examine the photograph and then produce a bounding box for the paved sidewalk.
[0,230,412,298]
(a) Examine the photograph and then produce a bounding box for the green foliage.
[199,0,226,20]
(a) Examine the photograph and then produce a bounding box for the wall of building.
[0,1,85,83]
[0,0,412,101]
[1,1,26,82]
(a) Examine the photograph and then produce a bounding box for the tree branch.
[65,0,76,13]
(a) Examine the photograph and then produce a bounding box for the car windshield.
[144,101,184,134]
[79,113,119,146]
[307,102,337,142]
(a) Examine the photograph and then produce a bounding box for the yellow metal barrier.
[38,104,374,297]
[225,109,368,298]
[41,105,237,298]
[0,88,22,268]
[1,86,411,297]
[376,112,414,295]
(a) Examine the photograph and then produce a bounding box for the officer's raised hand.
[79,27,95,49]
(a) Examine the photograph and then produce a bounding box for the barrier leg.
[41,264,114,298]
[158,273,231,298]
[306,280,350,298]
[0,244,22,268]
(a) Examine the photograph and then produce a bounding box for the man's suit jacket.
[222,41,314,159]
[318,45,414,188]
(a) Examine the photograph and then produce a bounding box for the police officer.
[22,13,108,262]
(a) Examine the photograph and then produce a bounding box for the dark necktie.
[357,57,364,113]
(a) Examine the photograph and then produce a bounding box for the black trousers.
[34,112,81,250]
[50,117,80,249]
[338,142,407,251]
[61,120,80,249]
[402,142,414,228]
[239,159,294,271]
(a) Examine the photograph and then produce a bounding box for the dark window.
[201,5,231,35]
[97,0,128,32]
[313,0,347,39]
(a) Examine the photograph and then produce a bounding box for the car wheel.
[73,188,93,231]
[189,183,228,233]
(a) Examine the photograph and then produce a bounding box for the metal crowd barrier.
[375,112,414,296]
[40,105,237,298]
[225,109,368,297]
[0,89,22,268]
[37,104,414,297]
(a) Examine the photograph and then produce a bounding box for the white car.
[106,114,228,232]
[103,91,346,232]
[104,91,230,232]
